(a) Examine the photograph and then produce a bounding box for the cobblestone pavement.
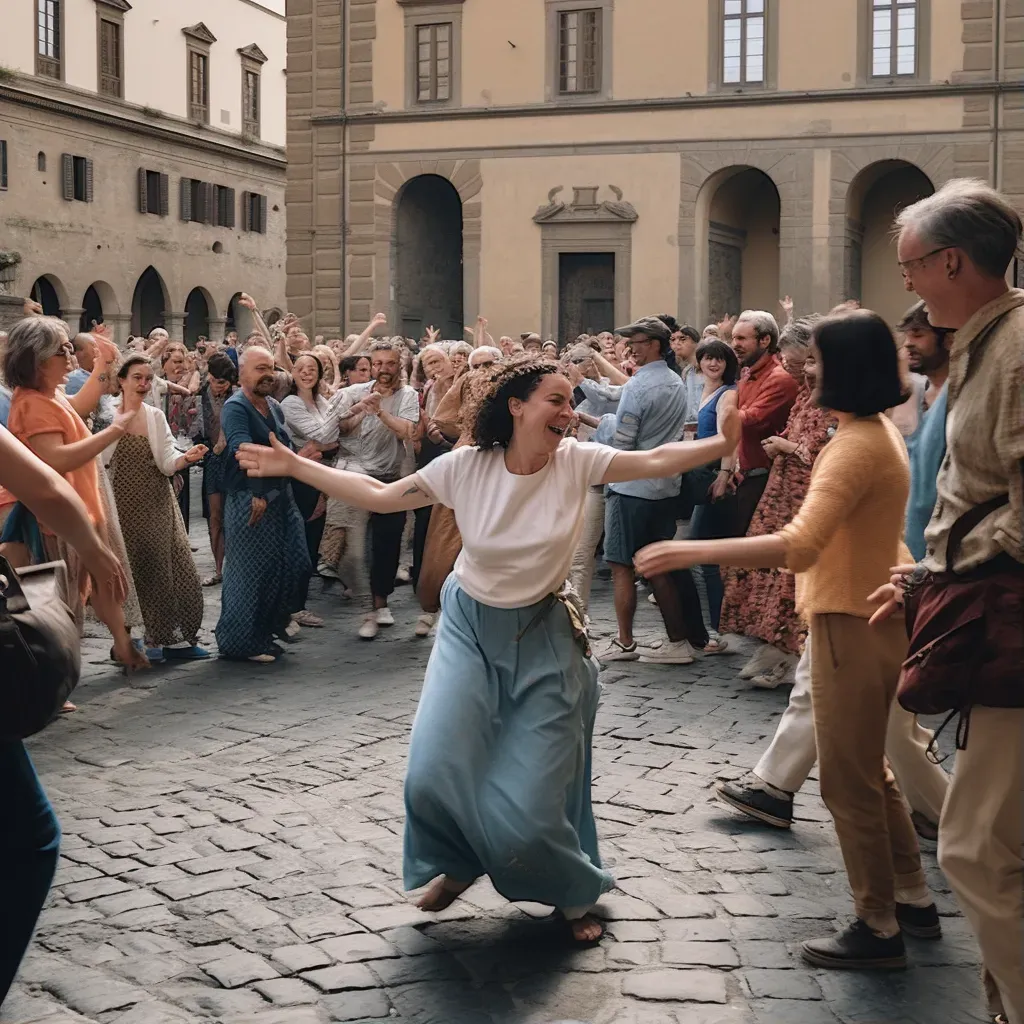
[3,514,987,1024]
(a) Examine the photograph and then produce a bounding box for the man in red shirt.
[729,310,799,534]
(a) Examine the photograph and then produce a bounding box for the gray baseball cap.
[615,316,671,343]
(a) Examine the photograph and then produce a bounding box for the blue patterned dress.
[214,392,311,659]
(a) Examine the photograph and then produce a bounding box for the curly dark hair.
[469,357,563,449]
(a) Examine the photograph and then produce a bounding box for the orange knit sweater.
[778,414,912,619]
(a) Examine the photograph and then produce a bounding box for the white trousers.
[754,634,950,824]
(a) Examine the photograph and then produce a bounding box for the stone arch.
[29,273,69,316]
[131,266,170,337]
[678,148,797,327]
[184,286,217,347]
[391,175,464,340]
[225,292,256,342]
[80,280,119,333]
[364,159,482,336]
[828,141,952,316]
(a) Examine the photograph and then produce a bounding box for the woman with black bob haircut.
[694,338,739,385]
[232,354,739,946]
[814,309,908,416]
[635,309,939,972]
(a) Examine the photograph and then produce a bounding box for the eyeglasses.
[897,246,953,279]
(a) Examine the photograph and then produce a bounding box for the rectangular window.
[138,168,169,216]
[189,49,209,122]
[242,68,261,137]
[723,0,765,85]
[36,0,61,79]
[98,18,122,98]
[0,141,8,191]
[415,23,452,103]
[558,9,601,95]
[243,191,268,234]
[62,154,93,202]
[214,184,236,228]
[872,0,917,77]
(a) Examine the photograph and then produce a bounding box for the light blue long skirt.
[403,577,615,911]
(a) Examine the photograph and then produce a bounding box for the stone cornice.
[310,77,1024,127]
[0,77,285,169]
[238,43,269,65]
[182,22,217,46]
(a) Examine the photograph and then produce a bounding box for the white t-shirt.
[414,438,617,609]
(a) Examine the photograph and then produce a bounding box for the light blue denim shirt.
[905,383,948,561]
[577,377,622,418]
[603,360,688,501]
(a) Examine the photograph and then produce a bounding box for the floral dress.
[718,386,835,654]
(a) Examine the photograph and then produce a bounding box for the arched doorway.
[846,161,934,324]
[184,288,212,347]
[225,292,255,342]
[80,281,117,333]
[30,275,65,317]
[131,266,169,337]
[394,175,463,340]
[704,167,781,321]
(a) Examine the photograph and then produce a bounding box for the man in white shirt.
[335,339,420,638]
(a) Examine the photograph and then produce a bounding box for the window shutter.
[138,167,148,214]
[258,194,268,235]
[225,187,236,228]
[203,181,215,224]
[180,177,193,221]
[61,153,74,200]
[85,159,94,202]
[241,191,251,232]
[158,173,169,217]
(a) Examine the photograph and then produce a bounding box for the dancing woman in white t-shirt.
[237,358,738,943]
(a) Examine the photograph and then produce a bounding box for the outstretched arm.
[236,433,434,514]
[342,312,388,358]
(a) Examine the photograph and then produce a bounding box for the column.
[105,313,132,349]
[162,311,187,342]
[60,307,86,337]
[207,317,228,344]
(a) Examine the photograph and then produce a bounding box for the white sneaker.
[358,615,379,640]
[638,639,696,665]
[647,592,658,605]
[752,657,796,689]
[285,619,301,637]
[376,606,395,627]
[395,567,411,583]
[594,638,640,662]
[738,645,776,679]
[414,613,435,637]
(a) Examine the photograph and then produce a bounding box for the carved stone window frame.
[857,0,930,87]
[95,0,131,100]
[534,187,637,340]
[545,0,613,104]
[238,43,267,139]
[399,0,464,110]
[183,22,217,124]
[35,0,65,82]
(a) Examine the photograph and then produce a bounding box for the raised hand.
[238,293,257,310]
[236,432,296,478]
[371,312,387,328]
[96,336,120,368]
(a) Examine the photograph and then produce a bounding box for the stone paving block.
[89,887,166,917]
[112,954,199,986]
[299,963,378,993]
[593,895,662,921]
[176,851,266,875]
[379,925,445,956]
[58,877,133,903]
[41,966,148,1015]
[749,998,840,1023]
[316,932,399,963]
[661,941,741,968]
[735,941,795,969]
[348,904,432,931]
[369,951,469,986]
[157,982,268,1017]
[252,977,321,1005]
[270,943,333,973]
[321,989,392,1020]
[622,969,729,1003]
[155,870,255,901]
[607,920,662,942]
[202,950,280,988]
[741,969,821,1001]
[718,895,778,918]
[660,918,733,942]
[288,913,365,942]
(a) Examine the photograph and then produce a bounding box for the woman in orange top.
[3,316,147,672]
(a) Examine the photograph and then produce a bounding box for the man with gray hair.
[730,309,799,534]
[879,178,1024,1023]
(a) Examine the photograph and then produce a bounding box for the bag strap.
[945,493,1010,572]
[0,555,30,615]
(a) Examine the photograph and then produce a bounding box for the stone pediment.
[238,43,269,65]
[95,0,133,11]
[533,185,638,224]
[182,22,217,45]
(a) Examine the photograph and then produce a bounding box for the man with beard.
[730,310,799,534]
[335,339,420,639]
[896,299,951,561]
[214,346,313,663]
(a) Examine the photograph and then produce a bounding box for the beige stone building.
[287,0,1024,342]
[0,0,288,344]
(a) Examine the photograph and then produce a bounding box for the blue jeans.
[0,740,60,1007]
[689,497,739,631]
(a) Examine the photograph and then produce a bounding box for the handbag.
[0,556,82,740]
[897,493,1024,738]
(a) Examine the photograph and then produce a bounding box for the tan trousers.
[568,488,605,613]
[811,613,926,932]
[939,706,1024,1024]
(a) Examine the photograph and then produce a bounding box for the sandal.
[701,638,730,656]
[60,700,77,714]
[201,573,222,587]
[553,910,606,946]
[292,610,324,627]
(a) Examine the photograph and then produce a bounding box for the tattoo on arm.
[402,484,423,497]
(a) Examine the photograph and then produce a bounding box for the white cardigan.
[102,401,184,476]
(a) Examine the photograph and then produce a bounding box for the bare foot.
[569,914,605,943]
[60,700,77,714]
[415,875,471,912]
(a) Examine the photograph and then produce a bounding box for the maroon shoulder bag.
[898,491,1024,739]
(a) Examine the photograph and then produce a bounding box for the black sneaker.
[801,918,907,970]
[895,902,942,940]
[717,777,794,829]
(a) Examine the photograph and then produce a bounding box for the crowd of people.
[1,178,1021,1023]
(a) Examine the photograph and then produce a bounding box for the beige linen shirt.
[923,289,1024,573]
